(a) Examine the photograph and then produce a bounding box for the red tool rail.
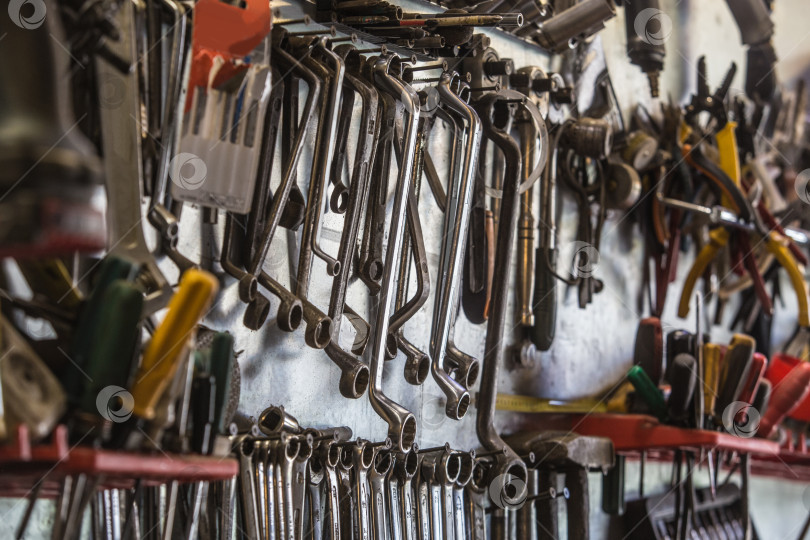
[0,425,238,498]
[517,412,810,480]
[518,413,780,454]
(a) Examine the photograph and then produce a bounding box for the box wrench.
[322,46,379,398]
[474,90,547,506]
[318,441,344,540]
[429,72,482,420]
[286,42,345,349]
[369,450,395,540]
[418,86,479,390]
[367,54,420,453]
[349,441,377,540]
[254,439,270,539]
[357,47,403,296]
[393,448,420,540]
[291,436,315,539]
[237,436,261,540]
[385,112,431,386]
[421,448,461,540]
[247,36,319,335]
[96,0,173,317]
[452,452,475,540]
[307,455,325,540]
[338,446,357,539]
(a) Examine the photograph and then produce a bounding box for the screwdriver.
[627,365,667,422]
[757,363,810,438]
[751,379,771,419]
[665,329,695,383]
[737,352,767,406]
[634,317,664,385]
[67,255,138,404]
[74,280,144,441]
[667,353,697,425]
[713,334,755,424]
[702,343,722,423]
[130,269,219,421]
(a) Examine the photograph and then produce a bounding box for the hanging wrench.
[369,450,394,540]
[429,72,482,420]
[368,54,420,453]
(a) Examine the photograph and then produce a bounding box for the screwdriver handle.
[703,343,722,417]
[627,365,667,422]
[78,280,144,417]
[634,317,664,385]
[531,246,557,351]
[758,363,810,438]
[210,332,236,435]
[714,334,755,420]
[68,256,138,403]
[738,352,767,405]
[752,379,772,419]
[131,269,219,420]
[667,353,697,424]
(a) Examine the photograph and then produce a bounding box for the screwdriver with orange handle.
[130,269,219,421]
[757,363,810,438]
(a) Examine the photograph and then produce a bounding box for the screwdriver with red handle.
[758,362,810,438]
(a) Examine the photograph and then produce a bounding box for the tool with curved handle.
[368,54,420,453]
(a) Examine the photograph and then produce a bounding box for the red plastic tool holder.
[0,425,238,498]
[519,413,781,455]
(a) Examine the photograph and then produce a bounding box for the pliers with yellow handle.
[677,139,810,327]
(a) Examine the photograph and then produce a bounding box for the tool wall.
[3,0,810,538]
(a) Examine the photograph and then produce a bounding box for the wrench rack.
[0,425,238,498]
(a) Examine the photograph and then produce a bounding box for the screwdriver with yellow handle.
[130,269,219,421]
[702,343,722,424]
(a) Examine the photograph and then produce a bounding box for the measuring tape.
[495,393,608,413]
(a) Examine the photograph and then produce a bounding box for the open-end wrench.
[96,0,172,317]
[369,450,394,540]
[415,454,432,540]
[322,46,380,399]
[429,72,482,420]
[368,54,420,454]
[474,89,546,505]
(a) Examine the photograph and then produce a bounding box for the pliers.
[677,121,809,327]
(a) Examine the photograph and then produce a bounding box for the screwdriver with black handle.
[634,317,664,385]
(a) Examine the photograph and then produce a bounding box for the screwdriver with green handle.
[67,255,138,405]
[627,365,667,422]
